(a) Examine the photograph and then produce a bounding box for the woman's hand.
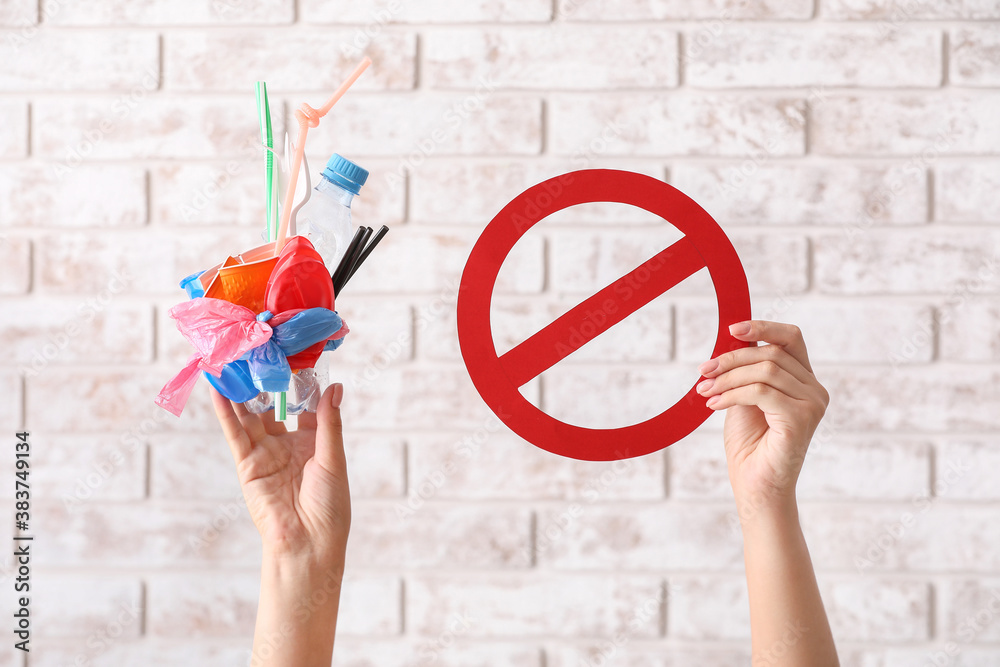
[698,320,839,667]
[211,384,352,666]
[697,320,829,506]
[209,383,351,566]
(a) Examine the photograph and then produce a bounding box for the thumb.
[314,382,348,477]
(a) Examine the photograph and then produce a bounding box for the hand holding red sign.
[457,169,752,461]
[697,320,830,503]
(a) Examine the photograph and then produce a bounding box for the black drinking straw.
[331,226,367,292]
[344,225,389,284]
[334,226,372,295]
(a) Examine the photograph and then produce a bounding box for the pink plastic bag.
[155,298,273,416]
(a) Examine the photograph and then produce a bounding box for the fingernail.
[331,383,344,409]
[729,322,751,336]
[706,395,720,408]
[698,359,719,375]
[696,379,714,394]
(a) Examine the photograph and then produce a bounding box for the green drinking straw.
[255,81,288,420]
[276,391,287,422]
[256,82,278,241]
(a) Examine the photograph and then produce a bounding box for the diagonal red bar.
[499,236,706,388]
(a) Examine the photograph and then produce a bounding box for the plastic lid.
[322,154,369,195]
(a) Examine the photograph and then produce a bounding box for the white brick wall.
[2,1,999,665]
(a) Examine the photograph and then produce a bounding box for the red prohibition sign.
[457,169,752,461]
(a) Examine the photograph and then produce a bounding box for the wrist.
[731,485,799,530]
[262,546,346,589]
[261,528,347,572]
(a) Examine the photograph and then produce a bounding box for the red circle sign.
[457,169,751,461]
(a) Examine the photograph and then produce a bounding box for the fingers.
[728,320,814,372]
[230,396,270,443]
[259,408,289,437]
[700,320,830,419]
[296,409,318,431]
[697,360,809,403]
[208,385,253,465]
[313,383,348,477]
[700,342,814,387]
[704,381,802,414]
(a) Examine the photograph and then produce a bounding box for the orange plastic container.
[202,242,281,314]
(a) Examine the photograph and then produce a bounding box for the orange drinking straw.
[274,57,372,256]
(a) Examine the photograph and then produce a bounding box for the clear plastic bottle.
[296,153,369,272]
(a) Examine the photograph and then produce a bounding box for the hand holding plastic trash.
[159,58,380,667]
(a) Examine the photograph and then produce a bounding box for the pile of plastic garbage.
[156,58,385,419]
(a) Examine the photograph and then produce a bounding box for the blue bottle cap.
[322,154,369,195]
[179,270,206,299]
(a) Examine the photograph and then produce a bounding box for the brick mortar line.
[17,429,996,441]
[10,19,1000,29]
[0,222,981,232]
[18,429,1000,440]
[3,154,1000,163]
[27,567,1000,580]
[18,359,1000,375]
[21,498,1000,508]
[12,88,1000,98]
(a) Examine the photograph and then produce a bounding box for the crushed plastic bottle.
[243,368,323,415]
